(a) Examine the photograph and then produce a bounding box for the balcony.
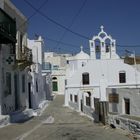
[0,8,16,44]
[13,46,33,70]
[18,46,32,62]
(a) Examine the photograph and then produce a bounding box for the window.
[86,92,91,106]
[52,77,57,80]
[65,79,67,86]
[43,62,51,70]
[82,62,86,67]
[119,71,126,83]
[70,94,72,101]
[90,42,93,47]
[82,72,89,85]
[74,95,78,102]
[5,72,11,96]
[53,65,59,70]
[67,60,69,64]
[22,74,25,93]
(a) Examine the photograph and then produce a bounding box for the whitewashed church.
[64,26,140,118]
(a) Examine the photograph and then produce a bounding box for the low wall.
[83,105,94,118]
[69,102,79,111]
[69,101,94,119]
[108,114,140,135]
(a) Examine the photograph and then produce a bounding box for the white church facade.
[65,26,140,119]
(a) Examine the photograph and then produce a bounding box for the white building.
[43,52,71,95]
[65,26,140,119]
[0,0,31,115]
[27,36,46,109]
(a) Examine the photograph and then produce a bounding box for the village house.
[0,0,49,124]
[27,36,47,110]
[0,0,31,117]
[43,52,71,95]
[64,26,140,124]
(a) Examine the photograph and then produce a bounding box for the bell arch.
[89,26,119,59]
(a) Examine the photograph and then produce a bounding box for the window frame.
[119,71,126,83]
[82,72,90,85]
[86,92,91,106]
[70,94,73,102]
[74,95,78,103]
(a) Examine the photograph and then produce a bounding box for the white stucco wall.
[107,88,140,116]
[27,37,46,109]
[65,52,140,110]
[44,52,68,95]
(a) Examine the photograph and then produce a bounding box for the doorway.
[81,99,83,112]
[52,77,58,92]
[124,98,130,114]
[52,81,58,91]
[28,83,32,108]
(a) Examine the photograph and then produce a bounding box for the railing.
[14,46,33,70]
[19,46,32,62]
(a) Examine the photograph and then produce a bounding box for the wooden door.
[28,83,32,108]
[81,100,83,112]
[52,81,58,91]
[124,98,130,114]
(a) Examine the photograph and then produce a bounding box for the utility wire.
[17,0,49,30]
[55,0,87,48]
[23,0,90,40]
[46,36,80,48]
[23,0,140,50]
[46,36,135,54]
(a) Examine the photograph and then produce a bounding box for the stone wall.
[108,114,140,135]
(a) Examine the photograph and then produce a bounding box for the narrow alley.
[0,95,134,140]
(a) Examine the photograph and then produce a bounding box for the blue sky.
[11,0,140,55]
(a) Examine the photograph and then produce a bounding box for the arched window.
[74,95,78,102]
[86,92,91,106]
[82,72,89,85]
[52,77,57,80]
[119,71,126,83]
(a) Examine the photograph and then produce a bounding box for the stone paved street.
[0,95,137,140]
